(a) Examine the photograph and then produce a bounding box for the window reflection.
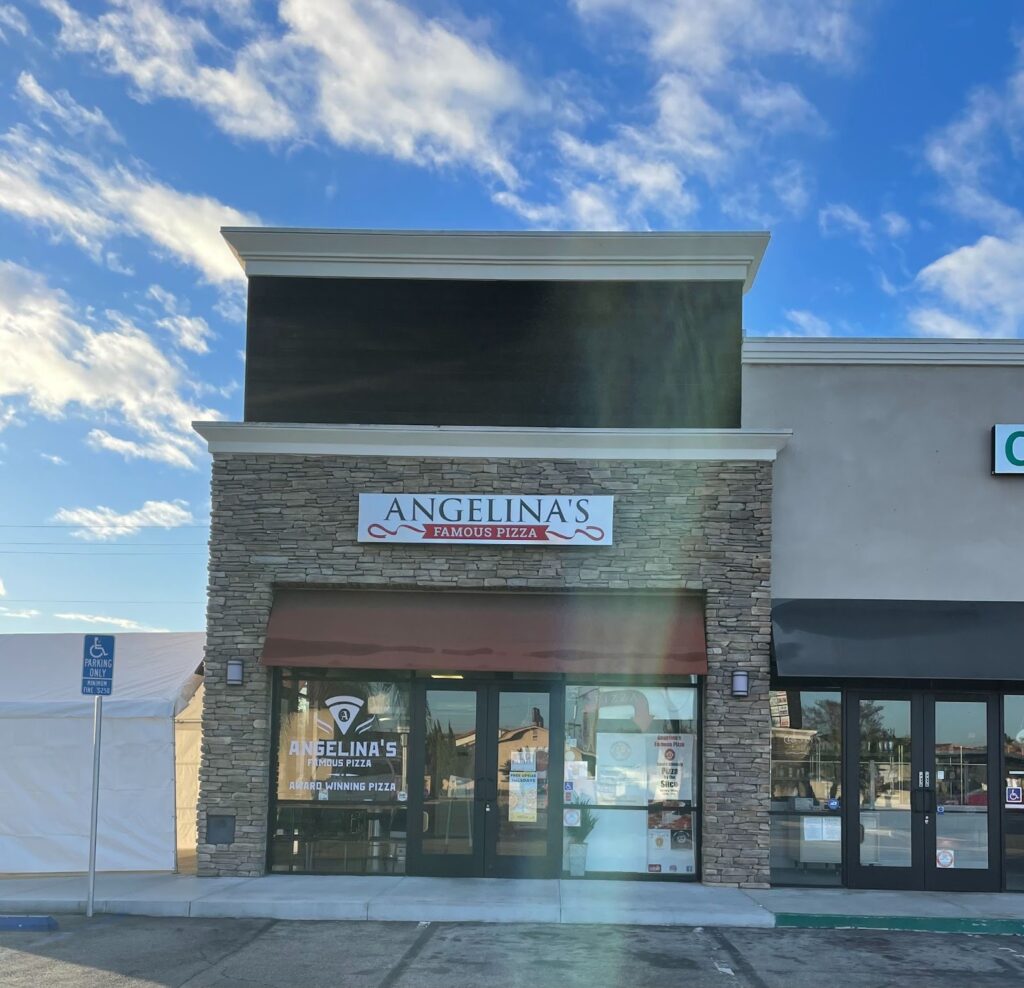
[769,690,842,886]
[563,685,698,877]
[271,673,410,874]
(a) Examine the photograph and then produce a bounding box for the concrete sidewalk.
[2,874,1024,933]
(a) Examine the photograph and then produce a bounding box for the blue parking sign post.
[81,635,115,918]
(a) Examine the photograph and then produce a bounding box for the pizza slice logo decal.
[324,695,376,736]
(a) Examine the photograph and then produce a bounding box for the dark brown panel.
[773,598,1024,680]
[261,589,707,676]
[243,277,741,428]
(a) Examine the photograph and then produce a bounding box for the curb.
[775,913,1024,936]
[0,916,59,931]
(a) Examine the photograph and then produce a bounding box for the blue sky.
[0,0,1021,634]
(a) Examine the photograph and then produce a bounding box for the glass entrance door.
[846,691,999,891]
[407,681,563,878]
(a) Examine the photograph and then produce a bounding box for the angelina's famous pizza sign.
[358,493,614,546]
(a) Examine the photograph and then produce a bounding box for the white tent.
[0,632,204,874]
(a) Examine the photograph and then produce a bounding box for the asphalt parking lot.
[2,916,1024,988]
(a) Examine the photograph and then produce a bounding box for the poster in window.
[646,809,695,874]
[647,734,695,803]
[596,733,647,806]
[509,771,538,822]
[277,681,407,803]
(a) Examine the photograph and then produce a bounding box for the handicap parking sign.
[1007,786,1023,806]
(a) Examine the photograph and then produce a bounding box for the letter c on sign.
[1006,431,1024,467]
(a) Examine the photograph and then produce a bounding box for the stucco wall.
[198,454,773,886]
[743,362,1024,601]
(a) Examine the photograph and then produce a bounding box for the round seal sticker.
[610,741,632,760]
[936,848,955,869]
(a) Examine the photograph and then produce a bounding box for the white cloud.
[576,0,858,77]
[0,126,255,283]
[54,611,169,632]
[532,0,862,228]
[915,234,1024,336]
[16,72,122,143]
[737,78,825,134]
[41,0,530,183]
[0,577,5,596]
[147,285,213,353]
[908,307,985,339]
[40,452,67,465]
[771,161,810,215]
[785,309,832,336]
[282,0,528,184]
[41,0,298,141]
[53,498,195,540]
[910,42,1024,339]
[86,429,193,469]
[0,606,40,619]
[0,261,220,469]
[924,84,1022,232]
[881,211,910,239]
[0,4,28,41]
[818,202,874,251]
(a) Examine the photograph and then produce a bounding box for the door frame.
[843,688,1001,892]
[923,691,1001,893]
[843,689,923,891]
[406,679,486,877]
[406,678,564,879]
[482,681,564,878]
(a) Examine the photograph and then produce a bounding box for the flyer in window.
[508,770,538,822]
[646,810,695,874]
[647,734,695,803]
[596,733,647,805]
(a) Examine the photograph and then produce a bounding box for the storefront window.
[769,690,842,886]
[270,672,411,874]
[562,684,699,878]
[1004,695,1024,891]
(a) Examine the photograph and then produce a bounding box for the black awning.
[772,598,1024,681]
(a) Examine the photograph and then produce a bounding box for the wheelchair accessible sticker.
[1006,786,1023,807]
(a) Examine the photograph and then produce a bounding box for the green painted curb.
[774,913,1024,936]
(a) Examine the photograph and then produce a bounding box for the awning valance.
[772,598,1024,681]
[261,589,707,676]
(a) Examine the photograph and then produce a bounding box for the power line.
[0,523,211,529]
[0,550,206,556]
[0,541,209,546]
[1,598,205,603]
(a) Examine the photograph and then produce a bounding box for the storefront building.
[194,229,1024,892]
[745,338,1024,892]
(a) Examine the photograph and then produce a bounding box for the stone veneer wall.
[198,455,772,886]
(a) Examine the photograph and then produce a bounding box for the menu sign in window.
[594,733,695,806]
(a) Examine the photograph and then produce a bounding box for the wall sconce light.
[731,670,749,698]
[226,659,244,686]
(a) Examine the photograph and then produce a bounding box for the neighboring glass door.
[408,684,486,876]
[485,685,562,878]
[846,693,921,890]
[928,696,999,891]
[846,691,999,891]
[407,681,563,878]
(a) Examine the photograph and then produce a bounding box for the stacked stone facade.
[199,453,773,886]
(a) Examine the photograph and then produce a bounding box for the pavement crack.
[176,919,278,988]
[376,922,440,988]
[705,928,771,988]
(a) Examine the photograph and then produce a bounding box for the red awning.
[261,589,707,676]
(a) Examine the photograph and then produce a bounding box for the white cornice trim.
[743,337,1024,366]
[220,228,770,293]
[193,422,792,461]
